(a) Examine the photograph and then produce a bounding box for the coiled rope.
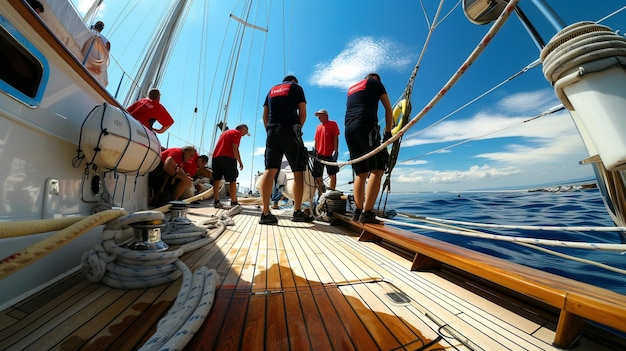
[81,205,240,288]
[541,21,626,110]
[81,204,241,350]
[138,265,217,351]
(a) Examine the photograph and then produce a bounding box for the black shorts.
[345,124,388,175]
[313,154,339,177]
[212,156,238,182]
[264,126,308,172]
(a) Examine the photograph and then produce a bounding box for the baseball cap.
[314,109,328,116]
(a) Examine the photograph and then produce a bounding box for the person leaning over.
[149,145,196,205]
[344,73,393,224]
[211,124,250,208]
[181,152,209,198]
[258,75,312,224]
[312,108,340,195]
[127,88,175,134]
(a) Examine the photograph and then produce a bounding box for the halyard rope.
[0,209,126,280]
[318,0,521,169]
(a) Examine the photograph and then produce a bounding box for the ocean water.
[382,189,626,295]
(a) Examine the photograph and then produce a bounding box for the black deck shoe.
[259,212,278,225]
[291,210,313,222]
[358,210,381,224]
[352,209,363,221]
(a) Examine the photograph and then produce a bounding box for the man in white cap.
[312,109,340,195]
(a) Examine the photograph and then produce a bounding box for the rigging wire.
[399,104,565,164]
[188,0,211,146]
[387,215,626,274]
[392,5,626,168]
[384,217,626,252]
[248,0,273,192]
[400,212,626,233]
[377,0,488,213]
[325,0,521,172]
[404,59,541,141]
[199,9,234,152]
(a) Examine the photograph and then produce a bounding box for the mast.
[123,0,191,106]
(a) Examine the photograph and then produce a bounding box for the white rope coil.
[139,265,217,351]
[80,206,236,350]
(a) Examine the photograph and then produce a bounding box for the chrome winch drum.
[128,219,168,251]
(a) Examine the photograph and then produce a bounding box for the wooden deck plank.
[310,286,357,350]
[281,224,325,287]
[265,292,289,350]
[321,228,529,350]
[240,293,267,351]
[213,291,247,350]
[99,284,176,351]
[3,209,626,351]
[265,226,283,291]
[2,284,113,351]
[0,277,99,344]
[27,287,127,351]
[284,289,315,350]
[324,285,380,350]
[329,227,560,350]
[238,225,261,291]
[61,288,145,351]
[186,289,233,350]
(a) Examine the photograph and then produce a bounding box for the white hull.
[0,2,150,304]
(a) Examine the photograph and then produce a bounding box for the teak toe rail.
[337,216,626,348]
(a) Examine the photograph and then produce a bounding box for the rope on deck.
[0,209,127,280]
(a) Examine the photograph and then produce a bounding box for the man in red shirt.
[148,145,196,205]
[181,153,209,198]
[312,109,340,194]
[211,124,250,208]
[127,88,175,134]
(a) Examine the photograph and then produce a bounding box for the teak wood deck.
[1,203,625,350]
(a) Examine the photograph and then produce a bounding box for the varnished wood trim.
[554,309,585,348]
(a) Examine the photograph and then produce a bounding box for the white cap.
[314,109,328,116]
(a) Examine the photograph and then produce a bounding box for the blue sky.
[72,0,626,193]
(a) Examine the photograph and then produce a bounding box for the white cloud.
[496,90,556,114]
[309,36,413,89]
[394,164,522,185]
[253,147,265,156]
[74,0,106,16]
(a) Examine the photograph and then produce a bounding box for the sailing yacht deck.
[0,202,624,350]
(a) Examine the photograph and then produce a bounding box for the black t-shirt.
[263,81,306,130]
[344,77,387,129]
